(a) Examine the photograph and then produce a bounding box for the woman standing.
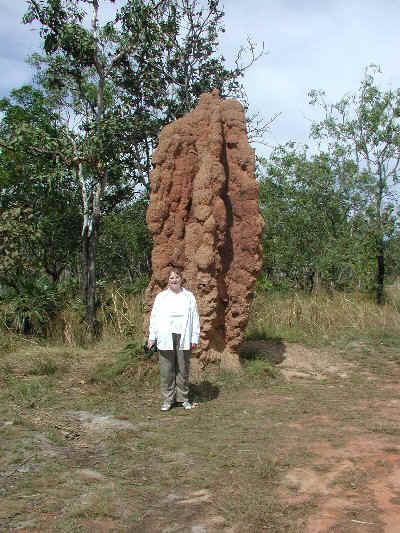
[147,267,200,411]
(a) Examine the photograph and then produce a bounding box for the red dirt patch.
[280,422,400,532]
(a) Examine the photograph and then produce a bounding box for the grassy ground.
[2,335,400,532]
[2,291,400,532]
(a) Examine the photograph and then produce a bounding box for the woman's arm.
[191,294,200,346]
[148,293,162,346]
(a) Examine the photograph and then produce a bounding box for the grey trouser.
[159,333,191,403]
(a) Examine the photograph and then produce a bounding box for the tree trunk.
[87,224,98,337]
[81,223,99,339]
[376,240,385,305]
[375,172,385,306]
[82,226,89,305]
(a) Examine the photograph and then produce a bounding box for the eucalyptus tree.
[259,144,372,291]
[21,0,169,335]
[97,195,152,283]
[0,85,82,285]
[309,66,400,303]
[17,0,257,336]
[0,206,40,294]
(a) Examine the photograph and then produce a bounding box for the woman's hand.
[191,343,198,350]
[147,340,155,351]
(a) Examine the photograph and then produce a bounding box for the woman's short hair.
[168,266,183,278]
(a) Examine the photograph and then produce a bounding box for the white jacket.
[148,288,200,350]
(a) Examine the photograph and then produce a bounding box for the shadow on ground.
[190,380,220,403]
[239,338,286,365]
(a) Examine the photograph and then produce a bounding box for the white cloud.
[219,0,400,154]
[1,0,400,157]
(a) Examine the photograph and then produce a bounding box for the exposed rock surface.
[145,90,263,368]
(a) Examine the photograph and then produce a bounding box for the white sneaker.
[161,402,172,411]
[182,401,192,410]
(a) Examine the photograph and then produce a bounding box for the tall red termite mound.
[145,90,264,369]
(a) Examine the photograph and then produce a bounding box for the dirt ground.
[1,338,400,532]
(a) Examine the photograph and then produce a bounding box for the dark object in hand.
[143,342,158,358]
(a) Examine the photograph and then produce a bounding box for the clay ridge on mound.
[145,90,263,368]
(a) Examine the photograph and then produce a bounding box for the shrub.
[0,277,63,336]
[30,357,60,376]
[88,340,157,385]
[246,359,279,378]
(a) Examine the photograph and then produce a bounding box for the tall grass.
[2,282,400,349]
[246,288,400,346]
[98,285,144,340]
[60,286,400,348]
[50,285,145,346]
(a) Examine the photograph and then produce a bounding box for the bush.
[30,357,60,376]
[0,277,63,335]
[122,276,150,294]
[89,350,136,383]
[245,359,279,379]
[88,340,157,385]
[97,285,144,339]
[255,277,273,293]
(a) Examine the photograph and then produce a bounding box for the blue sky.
[2,0,400,156]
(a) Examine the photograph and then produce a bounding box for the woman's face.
[168,271,182,292]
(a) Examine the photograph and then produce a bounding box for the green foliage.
[30,357,60,376]
[0,277,65,335]
[88,340,151,383]
[0,207,42,290]
[97,196,152,282]
[245,359,279,380]
[259,67,400,296]
[0,86,82,283]
[22,0,247,192]
[5,377,53,406]
[309,65,400,302]
[259,145,373,291]
[127,276,150,294]
[255,276,274,293]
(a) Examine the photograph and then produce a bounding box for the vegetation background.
[1,0,400,347]
[2,3,400,531]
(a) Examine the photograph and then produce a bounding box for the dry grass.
[3,288,400,369]
[246,288,400,346]
[2,336,400,532]
[42,286,400,351]
[48,286,145,346]
[2,291,400,531]
[97,285,145,340]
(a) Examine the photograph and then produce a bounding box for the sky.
[1,0,400,157]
